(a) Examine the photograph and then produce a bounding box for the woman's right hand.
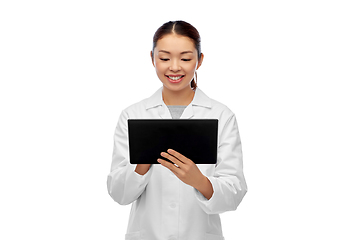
[135,164,151,175]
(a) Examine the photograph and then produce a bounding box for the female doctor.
[107,20,247,240]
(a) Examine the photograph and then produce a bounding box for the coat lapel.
[159,104,172,119]
[180,104,194,119]
[145,87,212,119]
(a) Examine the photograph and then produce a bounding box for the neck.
[162,86,195,106]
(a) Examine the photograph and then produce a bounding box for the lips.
[166,75,185,83]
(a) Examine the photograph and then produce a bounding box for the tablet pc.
[128,119,218,164]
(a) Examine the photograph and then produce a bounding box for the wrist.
[193,175,207,190]
[194,175,214,200]
[135,164,151,175]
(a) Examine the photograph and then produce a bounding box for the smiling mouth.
[166,75,185,83]
[166,75,184,81]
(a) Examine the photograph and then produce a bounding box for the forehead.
[155,34,196,53]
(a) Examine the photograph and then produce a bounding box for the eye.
[182,59,191,62]
[160,58,170,61]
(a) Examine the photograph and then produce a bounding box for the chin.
[163,82,191,92]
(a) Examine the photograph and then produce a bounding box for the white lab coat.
[107,87,247,240]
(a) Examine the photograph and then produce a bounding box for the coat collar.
[145,87,212,110]
[145,87,212,119]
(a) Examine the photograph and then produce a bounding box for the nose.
[169,59,181,72]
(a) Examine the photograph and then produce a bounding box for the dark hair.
[152,20,201,90]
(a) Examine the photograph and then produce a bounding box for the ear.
[196,53,204,70]
[150,51,155,67]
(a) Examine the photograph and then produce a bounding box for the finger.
[161,152,184,167]
[157,158,182,174]
[167,149,191,164]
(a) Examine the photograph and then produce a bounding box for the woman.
[107,20,247,240]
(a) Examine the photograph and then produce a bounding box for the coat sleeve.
[195,113,247,214]
[107,110,153,205]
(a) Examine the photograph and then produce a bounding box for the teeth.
[168,75,183,80]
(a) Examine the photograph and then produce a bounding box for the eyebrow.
[159,50,194,54]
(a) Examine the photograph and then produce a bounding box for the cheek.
[154,61,167,74]
[184,62,197,73]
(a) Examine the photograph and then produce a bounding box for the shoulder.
[210,98,235,116]
[197,88,235,119]
[121,88,162,116]
[122,99,146,115]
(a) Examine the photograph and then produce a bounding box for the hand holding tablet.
[157,149,214,200]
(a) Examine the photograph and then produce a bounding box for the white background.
[1,0,359,239]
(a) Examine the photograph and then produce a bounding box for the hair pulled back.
[152,20,201,90]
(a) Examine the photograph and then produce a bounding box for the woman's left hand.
[158,149,213,200]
